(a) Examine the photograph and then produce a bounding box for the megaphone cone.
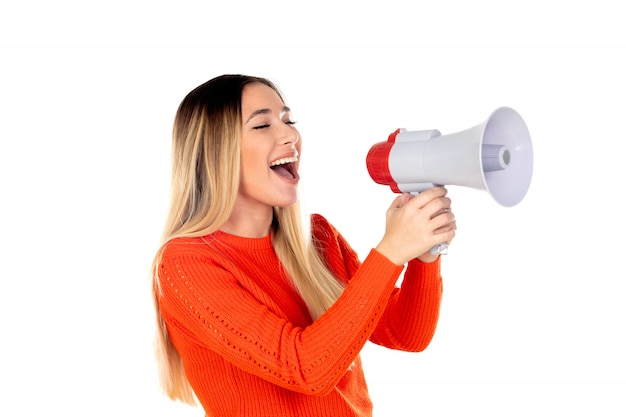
[366,107,533,207]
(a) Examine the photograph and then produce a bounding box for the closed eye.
[253,121,296,130]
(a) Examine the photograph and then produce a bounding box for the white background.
[1,1,625,416]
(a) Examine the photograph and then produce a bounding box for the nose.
[279,124,299,147]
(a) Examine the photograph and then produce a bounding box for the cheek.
[241,144,260,168]
[240,150,268,183]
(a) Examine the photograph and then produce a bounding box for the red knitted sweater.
[157,214,443,416]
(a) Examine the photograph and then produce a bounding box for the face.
[237,82,301,212]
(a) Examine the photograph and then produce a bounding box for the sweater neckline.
[208,230,274,251]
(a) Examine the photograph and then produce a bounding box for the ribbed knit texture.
[157,214,442,417]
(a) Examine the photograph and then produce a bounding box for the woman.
[152,74,456,416]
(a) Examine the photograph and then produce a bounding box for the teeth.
[269,156,298,167]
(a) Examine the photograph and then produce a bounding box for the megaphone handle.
[408,190,449,256]
[430,242,448,256]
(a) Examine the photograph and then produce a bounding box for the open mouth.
[269,156,298,179]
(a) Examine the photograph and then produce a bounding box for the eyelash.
[253,121,297,130]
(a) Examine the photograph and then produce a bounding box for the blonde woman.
[152,74,456,416]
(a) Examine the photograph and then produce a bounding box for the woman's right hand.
[375,187,456,266]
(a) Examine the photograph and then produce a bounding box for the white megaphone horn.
[366,106,533,254]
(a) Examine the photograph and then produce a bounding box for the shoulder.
[161,236,209,258]
[310,214,359,264]
[157,235,238,292]
[310,214,361,282]
[310,213,341,245]
[158,236,216,280]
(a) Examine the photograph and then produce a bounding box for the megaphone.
[366,106,533,254]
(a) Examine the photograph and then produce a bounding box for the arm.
[369,258,443,351]
[313,215,443,352]
[157,248,403,397]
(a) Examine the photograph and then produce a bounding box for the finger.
[411,195,451,222]
[410,186,447,209]
[390,193,413,209]
[429,197,452,219]
[432,211,456,231]
[433,226,456,248]
[434,221,456,234]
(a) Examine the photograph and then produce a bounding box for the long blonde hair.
[151,75,345,404]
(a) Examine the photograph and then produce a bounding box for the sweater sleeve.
[157,246,403,397]
[312,214,443,352]
[368,258,443,351]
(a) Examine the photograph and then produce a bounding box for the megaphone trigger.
[430,242,449,256]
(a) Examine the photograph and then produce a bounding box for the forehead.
[241,82,285,114]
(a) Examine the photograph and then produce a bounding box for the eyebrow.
[245,106,291,124]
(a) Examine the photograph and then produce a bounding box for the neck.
[220,202,273,238]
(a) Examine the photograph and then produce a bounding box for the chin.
[273,193,299,208]
[274,199,299,209]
